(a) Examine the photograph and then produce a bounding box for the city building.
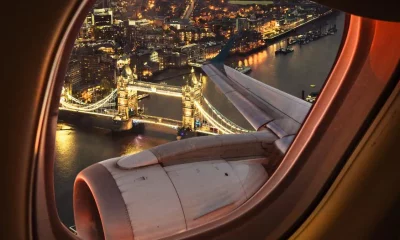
[128,19,151,27]
[130,50,160,79]
[203,42,222,60]
[248,18,264,32]
[159,52,188,70]
[167,19,190,30]
[61,0,335,94]
[149,51,159,62]
[177,43,201,62]
[153,16,166,27]
[92,8,113,27]
[91,8,115,40]
[94,26,117,41]
[64,59,81,92]
[79,54,115,90]
[77,25,95,41]
[93,0,112,9]
[236,18,250,32]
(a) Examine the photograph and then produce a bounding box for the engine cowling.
[73,132,287,239]
[74,157,268,240]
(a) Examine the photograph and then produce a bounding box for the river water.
[55,12,345,227]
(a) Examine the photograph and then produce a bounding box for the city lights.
[61,0,334,134]
[55,0,344,233]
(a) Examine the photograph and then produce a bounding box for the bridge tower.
[125,65,139,116]
[182,68,202,130]
[114,57,138,121]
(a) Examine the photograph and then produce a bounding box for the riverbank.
[150,9,339,82]
[234,10,337,57]
[265,9,337,43]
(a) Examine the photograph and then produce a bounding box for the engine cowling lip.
[73,163,135,240]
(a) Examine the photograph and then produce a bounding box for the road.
[182,0,195,19]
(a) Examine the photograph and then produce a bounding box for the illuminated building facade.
[130,50,160,80]
[79,54,115,88]
[92,8,114,40]
[150,51,159,62]
[236,18,249,32]
[167,19,190,30]
[64,59,82,93]
[203,42,222,60]
[178,44,201,62]
[158,52,188,70]
[92,8,113,27]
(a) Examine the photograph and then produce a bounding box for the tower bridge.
[128,81,182,98]
[59,62,251,135]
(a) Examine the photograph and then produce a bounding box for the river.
[55,12,345,227]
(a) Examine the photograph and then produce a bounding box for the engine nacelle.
[73,132,287,239]
[74,157,268,239]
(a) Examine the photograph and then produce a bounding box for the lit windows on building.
[150,51,159,63]
[178,44,201,62]
[64,59,81,93]
[77,26,95,42]
[203,42,222,60]
[79,54,115,89]
[94,26,116,40]
[92,8,113,27]
[128,19,151,27]
[236,18,249,32]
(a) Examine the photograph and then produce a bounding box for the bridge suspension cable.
[201,97,250,133]
[194,100,235,134]
[65,93,87,105]
[60,89,118,112]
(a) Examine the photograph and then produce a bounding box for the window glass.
[55,0,345,235]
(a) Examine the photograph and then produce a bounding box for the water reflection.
[240,50,268,66]
[121,133,173,156]
[56,124,77,172]
[121,135,145,156]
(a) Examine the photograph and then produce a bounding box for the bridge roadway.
[133,115,182,129]
[60,96,252,134]
[128,81,182,98]
[59,107,221,135]
[60,105,241,135]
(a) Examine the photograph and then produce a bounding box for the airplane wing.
[202,62,311,137]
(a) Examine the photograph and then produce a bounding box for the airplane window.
[55,0,345,238]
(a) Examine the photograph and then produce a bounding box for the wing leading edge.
[201,63,312,138]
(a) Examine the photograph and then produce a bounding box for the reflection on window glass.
[55,0,345,238]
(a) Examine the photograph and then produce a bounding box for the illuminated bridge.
[128,81,183,98]
[59,69,251,135]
